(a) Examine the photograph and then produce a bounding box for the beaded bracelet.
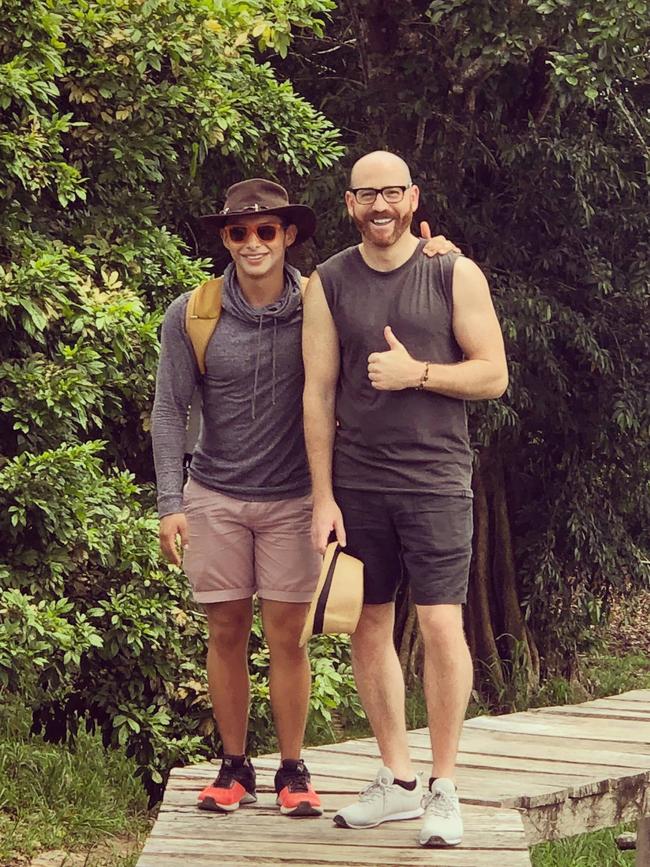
[415,361,431,390]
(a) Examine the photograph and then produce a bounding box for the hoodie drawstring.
[251,314,264,420]
[251,315,279,419]
[271,317,277,407]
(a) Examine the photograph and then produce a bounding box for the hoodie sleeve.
[151,293,201,517]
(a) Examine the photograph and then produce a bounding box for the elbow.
[490,366,509,399]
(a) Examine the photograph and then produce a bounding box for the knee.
[352,607,395,662]
[205,607,251,656]
[418,609,467,655]
[266,628,306,662]
[262,601,310,662]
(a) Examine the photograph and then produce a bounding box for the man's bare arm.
[430,256,508,398]
[302,271,346,552]
[367,257,508,399]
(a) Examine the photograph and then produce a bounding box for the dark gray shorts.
[334,488,473,606]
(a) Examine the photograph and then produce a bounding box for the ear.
[285,224,298,247]
[344,190,356,218]
[220,228,230,251]
[410,184,420,211]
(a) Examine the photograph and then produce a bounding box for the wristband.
[415,361,430,391]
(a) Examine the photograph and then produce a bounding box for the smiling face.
[221,213,297,280]
[345,152,419,249]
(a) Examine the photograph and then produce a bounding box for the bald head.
[349,151,412,188]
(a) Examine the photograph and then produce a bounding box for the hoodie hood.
[221,261,303,323]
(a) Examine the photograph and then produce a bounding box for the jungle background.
[0,0,648,864]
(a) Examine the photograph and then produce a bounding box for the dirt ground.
[605,589,650,656]
[11,834,145,867]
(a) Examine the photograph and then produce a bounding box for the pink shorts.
[182,477,321,604]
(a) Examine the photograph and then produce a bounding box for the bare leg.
[351,603,414,780]
[204,598,254,755]
[416,603,473,781]
[261,599,311,760]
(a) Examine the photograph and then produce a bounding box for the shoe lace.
[422,789,456,819]
[214,761,242,788]
[285,761,310,793]
[358,778,389,803]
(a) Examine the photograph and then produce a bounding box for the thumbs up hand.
[367,326,423,391]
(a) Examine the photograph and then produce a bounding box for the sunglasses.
[224,223,285,244]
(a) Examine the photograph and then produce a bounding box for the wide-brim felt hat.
[200,178,316,245]
[299,543,364,647]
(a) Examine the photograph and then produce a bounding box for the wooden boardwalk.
[138,689,650,866]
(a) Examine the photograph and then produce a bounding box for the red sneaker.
[197,756,257,812]
[274,759,323,817]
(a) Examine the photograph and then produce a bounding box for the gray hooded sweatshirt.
[151,263,310,517]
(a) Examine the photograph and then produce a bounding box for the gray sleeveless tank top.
[317,241,472,496]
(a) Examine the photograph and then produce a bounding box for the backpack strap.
[185,276,224,375]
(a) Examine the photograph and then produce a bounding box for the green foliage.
[0,0,344,799]
[0,437,362,795]
[238,622,363,753]
[580,652,650,698]
[531,824,635,866]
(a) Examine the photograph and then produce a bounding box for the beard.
[352,207,414,247]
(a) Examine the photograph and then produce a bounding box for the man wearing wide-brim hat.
[151,176,458,820]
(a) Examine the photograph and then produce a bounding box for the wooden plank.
[138,836,532,866]
[137,853,532,867]
[463,712,650,745]
[150,817,528,850]
[584,698,650,713]
[152,804,526,832]
[531,705,650,722]
[408,727,650,763]
[610,690,650,702]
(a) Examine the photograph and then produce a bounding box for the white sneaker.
[418,778,463,847]
[334,767,424,829]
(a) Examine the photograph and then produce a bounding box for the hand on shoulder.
[419,221,462,257]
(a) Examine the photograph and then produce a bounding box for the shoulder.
[450,257,493,311]
[451,255,484,280]
[416,249,461,273]
[166,291,191,314]
[162,291,192,331]
[451,256,489,293]
[422,253,488,297]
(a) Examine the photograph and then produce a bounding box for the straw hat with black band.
[299,543,364,647]
[200,178,316,245]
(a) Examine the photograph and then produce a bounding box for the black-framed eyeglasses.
[348,185,412,205]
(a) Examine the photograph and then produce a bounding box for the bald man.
[302,151,508,847]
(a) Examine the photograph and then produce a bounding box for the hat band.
[312,544,342,635]
[220,202,284,216]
